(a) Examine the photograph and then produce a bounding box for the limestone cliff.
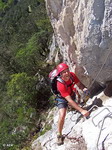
[32,96,112,150]
[31,2,112,149]
[46,0,112,87]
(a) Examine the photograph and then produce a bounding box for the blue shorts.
[55,94,76,109]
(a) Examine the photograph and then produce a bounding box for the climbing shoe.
[56,134,64,145]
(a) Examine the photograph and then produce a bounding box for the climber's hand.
[81,109,89,117]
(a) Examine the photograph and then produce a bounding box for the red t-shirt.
[57,72,80,98]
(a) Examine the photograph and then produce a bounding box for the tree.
[0,0,53,148]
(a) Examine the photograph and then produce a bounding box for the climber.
[54,63,89,145]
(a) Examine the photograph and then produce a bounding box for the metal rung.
[92,107,111,127]
[97,113,112,150]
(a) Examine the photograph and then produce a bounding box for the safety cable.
[88,43,112,89]
[42,104,100,150]
[82,44,112,106]
[43,41,112,149]
[42,109,87,149]
[75,105,99,123]
[43,137,54,150]
[96,112,112,150]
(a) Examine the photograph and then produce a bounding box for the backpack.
[49,69,74,96]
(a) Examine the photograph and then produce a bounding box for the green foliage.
[0,0,53,149]
[40,124,51,136]
[48,95,56,107]
[0,87,38,149]
[0,0,13,10]
[7,73,37,101]
[16,33,46,73]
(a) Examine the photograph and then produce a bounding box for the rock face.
[45,0,112,86]
[32,96,112,150]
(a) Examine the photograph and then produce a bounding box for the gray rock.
[46,0,112,86]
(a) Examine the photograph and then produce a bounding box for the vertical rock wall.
[45,0,112,86]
